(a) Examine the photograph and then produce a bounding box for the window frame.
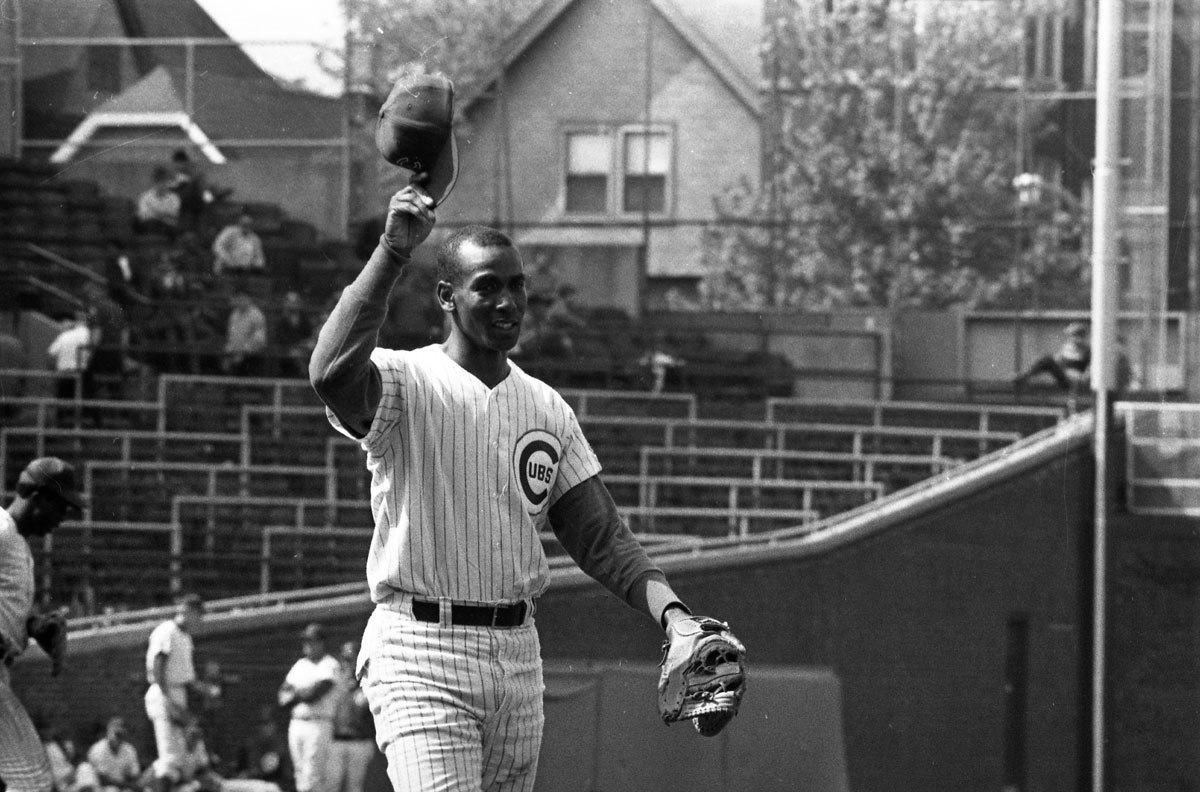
[617,124,674,218]
[560,123,675,218]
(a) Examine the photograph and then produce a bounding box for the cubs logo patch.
[513,429,562,514]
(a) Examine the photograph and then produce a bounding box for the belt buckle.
[491,605,502,628]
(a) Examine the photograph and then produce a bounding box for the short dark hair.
[436,225,516,284]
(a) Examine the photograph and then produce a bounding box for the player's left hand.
[657,615,747,736]
[27,608,68,677]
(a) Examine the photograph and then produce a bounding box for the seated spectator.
[222,290,268,377]
[47,311,94,401]
[143,253,200,373]
[273,291,313,378]
[544,283,586,355]
[234,708,292,791]
[170,150,214,234]
[212,214,266,275]
[639,331,684,394]
[1013,322,1090,392]
[82,280,130,401]
[41,722,100,792]
[85,716,141,792]
[136,166,182,239]
[104,242,148,314]
[511,292,556,359]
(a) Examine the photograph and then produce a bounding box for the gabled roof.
[20,0,271,82]
[470,0,765,117]
[51,65,343,163]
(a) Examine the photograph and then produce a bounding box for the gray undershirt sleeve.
[309,243,404,438]
[548,475,663,606]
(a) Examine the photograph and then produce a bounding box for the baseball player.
[0,457,83,792]
[277,623,339,792]
[144,593,205,792]
[308,184,709,792]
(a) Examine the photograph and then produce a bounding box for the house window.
[622,130,670,214]
[565,132,610,214]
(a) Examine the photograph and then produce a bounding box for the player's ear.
[436,280,455,312]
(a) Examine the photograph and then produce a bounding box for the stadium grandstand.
[2,1,1200,792]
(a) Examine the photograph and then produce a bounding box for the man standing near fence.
[144,593,204,792]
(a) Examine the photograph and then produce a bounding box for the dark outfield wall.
[1108,513,1200,792]
[14,442,1101,792]
[536,442,1094,792]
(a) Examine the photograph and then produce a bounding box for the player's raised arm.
[309,186,436,438]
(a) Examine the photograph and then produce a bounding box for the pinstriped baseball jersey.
[0,510,54,792]
[328,344,601,605]
[0,509,33,659]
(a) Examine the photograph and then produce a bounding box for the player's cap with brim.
[300,622,326,643]
[18,456,85,512]
[1065,321,1088,338]
[375,72,459,207]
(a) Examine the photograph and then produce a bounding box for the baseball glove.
[657,616,746,736]
[27,609,68,677]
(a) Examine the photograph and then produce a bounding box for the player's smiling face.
[443,241,527,353]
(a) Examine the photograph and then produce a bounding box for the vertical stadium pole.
[1090,0,1122,790]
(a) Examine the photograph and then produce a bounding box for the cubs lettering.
[513,430,562,514]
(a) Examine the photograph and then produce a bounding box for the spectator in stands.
[212,214,266,276]
[544,283,586,356]
[273,292,313,378]
[639,331,684,394]
[511,291,554,359]
[144,253,200,374]
[329,641,375,792]
[83,280,129,402]
[1013,322,1090,392]
[46,310,94,402]
[234,708,291,791]
[104,242,148,315]
[85,716,141,792]
[170,150,214,234]
[277,624,339,792]
[136,166,182,240]
[40,722,99,792]
[221,290,268,377]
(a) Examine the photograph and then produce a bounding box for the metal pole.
[1090,0,1122,790]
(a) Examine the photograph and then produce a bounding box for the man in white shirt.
[211,214,266,275]
[47,312,95,402]
[85,717,140,792]
[278,624,339,792]
[144,593,205,792]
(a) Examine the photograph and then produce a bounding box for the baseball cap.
[300,623,325,643]
[18,457,85,511]
[375,71,459,207]
[1065,322,1088,338]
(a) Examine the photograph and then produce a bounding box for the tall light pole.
[1090,0,1122,790]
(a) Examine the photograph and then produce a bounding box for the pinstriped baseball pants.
[0,665,53,792]
[359,603,545,792]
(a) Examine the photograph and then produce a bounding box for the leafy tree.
[340,0,542,99]
[702,0,1086,311]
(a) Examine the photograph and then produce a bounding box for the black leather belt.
[411,599,528,628]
